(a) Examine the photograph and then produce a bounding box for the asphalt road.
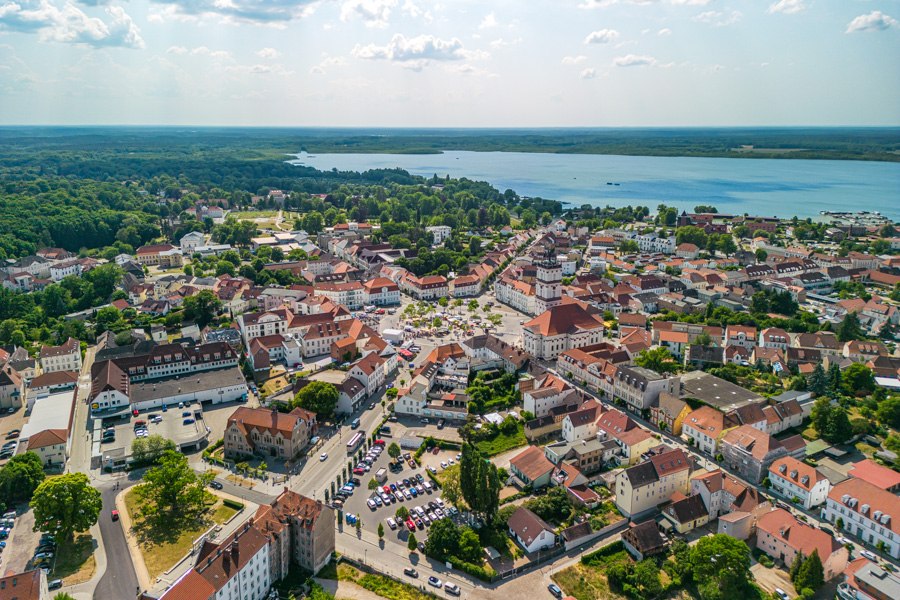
[95,480,139,600]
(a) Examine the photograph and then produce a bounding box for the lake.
[290,151,900,221]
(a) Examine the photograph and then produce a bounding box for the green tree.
[632,559,664,596]
[368,478,378,490]
[425,518,460,560]
[131,434,177,465]
[675,226,708,248]
[302,211,325,234]
[794,549,825,591]
[377,522,384,540]
[30,473,101,541]
[457,526,482,563]
[824,405,853,444]
[634,346,679,374]
[807,364,828,396]
[842,363,876,396]
[407,531,418,552]
[53,594,77,600]
[836,312,864,342]
[395,505,409,520]
[0,452,45,506]
[137,450,213,517]
[876,395,900,429]
[387,442,401,459]
[689,534,751,597]
[828,363,843,395]
[459,443,500,525]
[293,381,339,420]
[182,290,222,329]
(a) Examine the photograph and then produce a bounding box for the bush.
[447,556,496,582]
[222,498,245,511]
[581,540,625,565]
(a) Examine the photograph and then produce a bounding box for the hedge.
[581,540,624,565]
[222,498,245,511]
[448,556,497,582]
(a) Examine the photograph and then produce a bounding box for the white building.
[426,225,453,245]
[522,301,605,360]
[180,231,206,254]
[39,337,82,374]
[362,278,400,306]
[822,479,900,559]
[768,456,831,510]
[49,260,83,282]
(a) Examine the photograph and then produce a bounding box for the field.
[51,534,97,585]
[474,424,527,456]
[124,488,241,579]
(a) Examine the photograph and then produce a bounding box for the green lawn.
[336,563,434,600]
[125,487,241,579]
[51,533,96,585]
[474,424,527,456]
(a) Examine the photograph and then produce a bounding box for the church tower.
[534,247,562,314]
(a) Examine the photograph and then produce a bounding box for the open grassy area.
[52,533,96,585]
[474,424,527,456]
[125,487,241,579]
[336,563,434,600]
[553,562,620,600]
[230,210,277,219]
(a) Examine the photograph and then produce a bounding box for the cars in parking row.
[354,443,384,475]
[385,497,449,533]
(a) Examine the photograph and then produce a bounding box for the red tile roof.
[848,459,900,491]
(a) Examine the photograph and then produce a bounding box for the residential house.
[682,406,730,456]
[509,445,556,489]
[507,507,556,554]
[847,459,900,493]
[768,456,831,509]
[0,366,24,410]
[838,557,900,600]
[615,448,691,518]
[622,521,668,561]
[822,479,900,559]
[613,366,679,414]
[22,428,68,468]
[661,494,710,534]
[0,569,49,600]
[757,508,849,581]
[649,392,691,435]
[39,337,81,374]
[720,425,788,483]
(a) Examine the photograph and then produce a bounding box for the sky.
[0,0,898,126]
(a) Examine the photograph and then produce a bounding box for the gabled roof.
[507,507,554,546]
[523,302,605,337]
[757,508,843,560]
[510,446,555,482]
[25,428,67,449]
[665,494,708,524]
[848,459,900,491]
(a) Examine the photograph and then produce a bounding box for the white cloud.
[309,65,325,74]
[340,0,397,28]
[580,67,596,79]
[478,12,496,29]
[166,45,187,54]
[584,28,619,44]
[0,0,144,48]
[256,47,280,59]
[352,34,479,69]
[614,53,656,67]
[309,54,347,74]
[766,0,805,15]
[693,10,742,26]
[669,0,710,5]
[148,0,319,25]
[489,37,521,48]
[578,0,655,7]
[846,10,896,33]
[561,55,587,65]
[657,27,671,36]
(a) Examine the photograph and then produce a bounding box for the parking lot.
[337,442,461,550]
[98,400,209,454]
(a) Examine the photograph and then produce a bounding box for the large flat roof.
[679,370,764,412]
[22,389,75,440]
[130,366,246,403]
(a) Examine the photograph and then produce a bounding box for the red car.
[374,439,386,446]
[353,468,366,475]
[383,485,391,494]
[406,518,416,532]
[111,510,119,521]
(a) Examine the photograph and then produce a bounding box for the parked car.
[861,550,878,561]
[548,583,563,598]
[209,481,223,490]
[444,582,461,596]
[404,568,418,578]
[48,579,63,590]
[320,453,328,461]
[428,576,442,588]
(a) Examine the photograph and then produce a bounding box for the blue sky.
[0,0,898,126]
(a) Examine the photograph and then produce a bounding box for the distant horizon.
[2,125,900,131]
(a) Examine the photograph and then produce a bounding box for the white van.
[387,517,397,530]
